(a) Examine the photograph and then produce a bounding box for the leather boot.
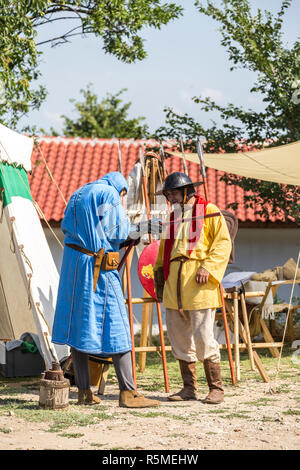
[77,389,101,405]
[119,390,160,408]
[168,360,197,401]
[203,360,224,404]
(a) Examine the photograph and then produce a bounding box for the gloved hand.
[129,219,162,239]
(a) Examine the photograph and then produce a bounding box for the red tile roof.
[28,137,286,225]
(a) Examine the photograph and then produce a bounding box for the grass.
[223,413,252,420]
[0,427,11,434]
[242,398,278,406]
[58,432,84,438]
[282,409,300,416]
[0,342,299,441]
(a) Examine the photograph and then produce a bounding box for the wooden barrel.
[39,378,70,410]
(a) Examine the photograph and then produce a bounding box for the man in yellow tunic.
[154,172,231,404]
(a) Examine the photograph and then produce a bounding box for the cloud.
[201,87,227,104]
[179,89,195,105]
[43,111,64,126]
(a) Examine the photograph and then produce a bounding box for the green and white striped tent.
[0,124,68,370]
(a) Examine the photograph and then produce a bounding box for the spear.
[179,133,188,175]
[118,140,137,390]
[118,139,123,174]
[195,136,236,386]
[159,141,168,180]
[196,137,209,200]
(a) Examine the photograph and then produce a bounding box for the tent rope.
[9,217,16,253]
[19,244,34,274]
[35,141,68,207]
[32,200,64,249]
[27,273,32,309]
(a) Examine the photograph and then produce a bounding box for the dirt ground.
[0,365,299,451]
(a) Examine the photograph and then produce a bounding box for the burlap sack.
[251,270,277,282]
[251,258,300,282]
[282,258,300,280]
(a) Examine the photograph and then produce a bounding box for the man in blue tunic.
[52,172,160,408]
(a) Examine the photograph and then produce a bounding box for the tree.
[154,0,300,224]
[0,0,183,129]
[59,85,149,138]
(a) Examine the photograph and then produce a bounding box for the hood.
[100,171,128,194]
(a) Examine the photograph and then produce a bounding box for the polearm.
[139,147,153,244]
[140,146,170,393]
[159,141,171,213]
[196,138,209,200]
[159,141,168,180]
[118,139,123,175]
[180,133,188,175]
[118,141,137,390]
[196,136,236,386]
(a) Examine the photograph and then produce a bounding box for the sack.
[154,266,165,302]
[102,252,119,270]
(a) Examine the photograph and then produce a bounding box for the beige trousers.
[165,308,220,363]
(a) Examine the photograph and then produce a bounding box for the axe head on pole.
[196,137,206,178]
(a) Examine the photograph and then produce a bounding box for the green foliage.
[154,0,300,224]
[60,85,149,138]
[0,0,183,129]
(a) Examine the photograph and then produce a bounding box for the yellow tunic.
[153,203,232,310]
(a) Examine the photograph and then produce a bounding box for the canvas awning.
[167,140,300,186]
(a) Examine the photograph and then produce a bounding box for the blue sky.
[20,0,300,136]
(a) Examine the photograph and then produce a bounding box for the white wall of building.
[45,226,300,329]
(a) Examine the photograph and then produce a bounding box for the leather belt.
[66,243,118,292]
[170,256,189,316]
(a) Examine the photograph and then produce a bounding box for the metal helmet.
[162,172,196,200]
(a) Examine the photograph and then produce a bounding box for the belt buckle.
[111,257,118,267]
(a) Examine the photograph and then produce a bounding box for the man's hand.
[196,267,210,285]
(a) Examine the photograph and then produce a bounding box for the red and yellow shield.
[138,240,160,300]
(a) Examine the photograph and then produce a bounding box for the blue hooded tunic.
[51,172,132,355]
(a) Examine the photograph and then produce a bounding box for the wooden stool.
[88,355,113,395]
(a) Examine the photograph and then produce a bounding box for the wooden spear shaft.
[180,133,188,175]
[118,141,137,390]
[139,146,170,393]
[159,141,168,180]
[196,136,236,386]
[196,138,209,200]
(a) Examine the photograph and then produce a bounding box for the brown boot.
[203,360,224,404]
[119,390,160,408]
[168,360,197,401]
[77,389,101,405]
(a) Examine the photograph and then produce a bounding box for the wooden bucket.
[39,377,70,410]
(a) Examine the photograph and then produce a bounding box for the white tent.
[0,124,68,370]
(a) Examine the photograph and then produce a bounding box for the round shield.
[138,240,160,300]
